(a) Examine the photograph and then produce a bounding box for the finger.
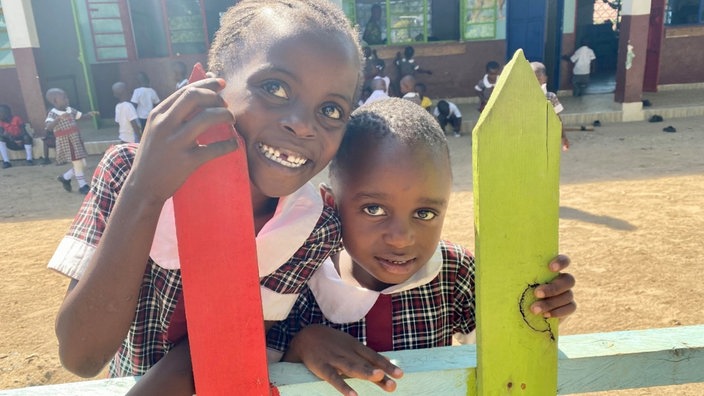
[178,106,236,144]
[549,254,571,272]
[356,348,403,379]
[531,290,574,316]
[534,273,575,298]
[314,364,358,396]
[543,301,577,319]
[151,79,227,124]
[190,138,239,165]
[373,375,397,392]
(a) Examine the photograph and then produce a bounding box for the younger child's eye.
[321,104,344,120]
[262,81,288,99]
[363,205,386,216]
[414,209,437,220]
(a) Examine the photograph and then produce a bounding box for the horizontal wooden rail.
[2,325,702,395]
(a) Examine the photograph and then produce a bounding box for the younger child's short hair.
[404,45,415,59]
[330,98,449,181]
[45,88,66,103]
[486,61,500,72]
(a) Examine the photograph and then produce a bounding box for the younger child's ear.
[319,183,337,208]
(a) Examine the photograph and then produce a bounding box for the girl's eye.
[321,104,344,120]
[262,81,288,99]
[362,205,386,216]
[414,209,437,220]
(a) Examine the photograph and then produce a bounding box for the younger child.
[44,88,98,194]
[399,75,421,105]
[0,104,34,168]
[130,72,160,136]
[173,61,189,91]
[372,58,391,95]
[394,46,431,97]
[474,60,501,113]
[112,82,142,144]
[531,62,569,151]
[433,99,463,137]
[47,1,363,394]
[363,78,389,106]
[267,99,576,395]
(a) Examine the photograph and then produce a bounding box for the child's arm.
[530,255,576,319]
[283,324,403,396]
[130,119,143,140]
[54,78,237,377]
[125,338,194,396]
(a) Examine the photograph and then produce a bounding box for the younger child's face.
[220,27,360,199]
[331,138,452,291]
[52,93,69,110]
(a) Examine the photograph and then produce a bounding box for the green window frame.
[347,0,497,46]
[86,0,129,61]
[0,6,15,67]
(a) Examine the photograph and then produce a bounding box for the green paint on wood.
[472,50,562,395]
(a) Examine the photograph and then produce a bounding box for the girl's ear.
[319,183,337,208]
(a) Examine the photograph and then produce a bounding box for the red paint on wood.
[173,63,270,395]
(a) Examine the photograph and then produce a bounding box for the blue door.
[507,0,564,90]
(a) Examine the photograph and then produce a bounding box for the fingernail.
[531,305,542,314]
[535,289,545,298]
[216,78,226,88]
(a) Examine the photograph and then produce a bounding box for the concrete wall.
[659,27,704,85]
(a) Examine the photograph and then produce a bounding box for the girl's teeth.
[260,144,307,168]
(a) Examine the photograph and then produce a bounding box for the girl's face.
[330,140,452,291]
[220,28,360,200]
[53,93,69,110]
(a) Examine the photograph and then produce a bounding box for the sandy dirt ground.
[1,115,703,394]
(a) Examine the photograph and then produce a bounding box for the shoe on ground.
[79,185,90,195]
[2,161,11,169]
[57,175,72,192]
[41,157,51,165]
[592,120,601,127]
[663,126,677,133]
[26,159,34,166]
[454,132,461,137]
[648,115,663,123]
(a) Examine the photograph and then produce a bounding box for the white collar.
[149,182,323,277]
[308,244,443,323]
[483,74,495,88]
[52,107,74,115]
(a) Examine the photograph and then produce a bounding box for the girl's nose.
[281,102,315,138]
[383,217,414,248]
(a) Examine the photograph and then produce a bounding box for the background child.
[399,75,421,105]
[47,1,362,394]
[130,72,160,137]
[531,61,569,151]
[433,99,463,137]
[569,39,596,97]
[363,78,389,106]
[372,58,391,95]
[0,104,34,168]
[172,61,189,91]
[475,60,501,113]
[393,46,431,97]
[44,88,98,194]
[112,82,142,144]
[267,99,576,395]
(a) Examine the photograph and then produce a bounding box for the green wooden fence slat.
[472,50,562,395]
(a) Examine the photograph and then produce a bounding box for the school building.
[1,0,703,133]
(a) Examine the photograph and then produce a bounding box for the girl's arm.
[54,78,237,377]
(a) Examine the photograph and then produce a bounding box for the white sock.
[63,168,75,180]
[0,142,9,162]
[72,160,88,187]
[24,144,32,160]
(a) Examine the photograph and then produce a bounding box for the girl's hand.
[128,78,238,204]
[531,255,576,320]
[284,325,404,396]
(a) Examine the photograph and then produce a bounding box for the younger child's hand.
[530,255,576,320]
[284,324,404,396]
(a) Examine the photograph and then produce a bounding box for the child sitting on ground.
[433,99,463,137]
[112,82,142,144]
[47,1,363,394]
[475,60,501,113]
[44,88,98,194]
[0,104,34,168]
[266,98,576,395]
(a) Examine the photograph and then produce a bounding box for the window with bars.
[666,0,704,25]
[351,0,497,46]
[86,0,129,61]
[0,6,15,67]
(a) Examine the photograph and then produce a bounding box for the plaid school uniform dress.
[45,107,88,164]
[48,144,342,377]
[266,240,476,357]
